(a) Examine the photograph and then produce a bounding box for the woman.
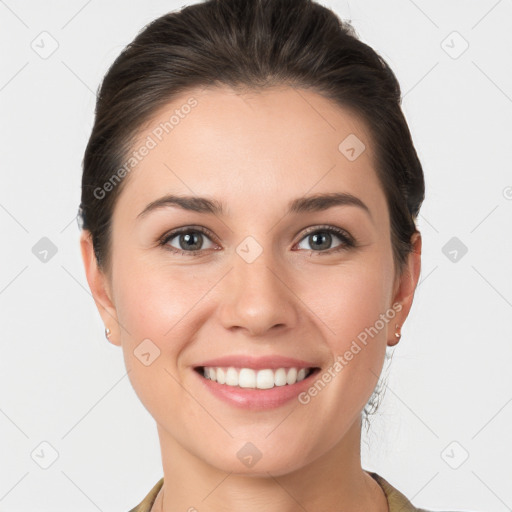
[78,0,449,510]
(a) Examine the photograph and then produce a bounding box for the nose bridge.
[219,237,298,335]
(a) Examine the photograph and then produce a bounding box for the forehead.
[114,85,387,222]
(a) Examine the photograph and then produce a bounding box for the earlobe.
[387,323,402,347]
[79,230,121,346]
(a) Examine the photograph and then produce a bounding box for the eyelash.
[157,225,356,257]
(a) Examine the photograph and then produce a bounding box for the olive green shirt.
[128,471,434,511]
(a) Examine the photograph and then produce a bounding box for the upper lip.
[194,355,320,371]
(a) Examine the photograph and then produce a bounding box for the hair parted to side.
[79,0,425,427]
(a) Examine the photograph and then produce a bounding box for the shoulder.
[128,477,164,512]
[368,471,468,512]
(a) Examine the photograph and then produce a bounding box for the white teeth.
[256,369,274,389]
[286,367,297,384]
[201,366,312,389]
[225,367,238,386]
[274,368,287,386]
[216,367,226,384]
[239,368,256,388]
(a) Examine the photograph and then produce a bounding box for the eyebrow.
[136,192,372,221]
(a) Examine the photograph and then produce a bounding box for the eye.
[159,225,355,257]
[159,227,218,256]
[295,225,355,254]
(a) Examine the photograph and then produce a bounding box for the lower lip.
[193,368,321,410]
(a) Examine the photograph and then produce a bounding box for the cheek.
[295,261,393,427]
[113,263,206,422]
[112,258,222,402]
[299,252,394,412]
[306,253,393,346]
[113,256,209,344]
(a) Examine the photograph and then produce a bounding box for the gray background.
[1,0,511,510]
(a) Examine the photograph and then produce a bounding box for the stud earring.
[388,323,401,346]
[105,327,112,340]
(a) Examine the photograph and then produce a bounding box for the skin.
[80,85,421,512]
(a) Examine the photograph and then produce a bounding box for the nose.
[217,246,300,338]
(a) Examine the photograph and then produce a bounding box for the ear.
[80,230,121,347]
[388,231,422,346]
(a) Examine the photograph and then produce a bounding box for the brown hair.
[79,0,425,426]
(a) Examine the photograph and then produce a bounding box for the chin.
[202,446,312,478]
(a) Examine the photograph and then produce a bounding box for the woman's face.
[81,85,420,476]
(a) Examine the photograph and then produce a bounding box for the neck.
[155,416,388,512]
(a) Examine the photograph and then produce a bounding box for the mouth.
[194,365,321,390]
